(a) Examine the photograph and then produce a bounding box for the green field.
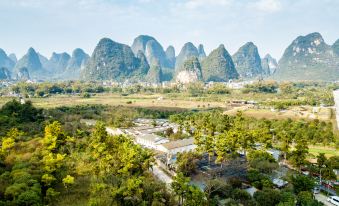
[0,92,334,123]
[308,145,339,157]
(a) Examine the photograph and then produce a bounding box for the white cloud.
[183,0,232,9]
[138,0,155,3]
[253,0,282,13]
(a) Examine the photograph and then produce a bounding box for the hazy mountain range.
[0,32,338,82]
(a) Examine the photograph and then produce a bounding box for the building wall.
[169,144,197,155]
[136,137,169,149]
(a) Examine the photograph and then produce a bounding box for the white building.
[272,178,288,188]
[135,134,169,149]
[267,149,281,161]
[157,138,197,155]
[106,127,125,136]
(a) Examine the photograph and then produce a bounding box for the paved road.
[319,185,337,196]
[151,165,173,184]
[315,194,332,206]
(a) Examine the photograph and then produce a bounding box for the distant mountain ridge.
[0,67,11,80]
[175,42,199,70]
[2,32,338,82]
[201,45,238,82]
[261,54,278,75]
[81,38,149,81]
[14,47,44,79]
[131,35,172,69]
[0,46,89,80]
[273,32,339,81]
[176,57,202,83]
[232,42,263,78]
[0,49,15,71]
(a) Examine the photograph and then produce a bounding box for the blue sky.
[0,0,338,60]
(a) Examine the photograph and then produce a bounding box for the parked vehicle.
[313,187,320,194]
[327,196,339,206]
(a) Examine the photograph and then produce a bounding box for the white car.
[328,196,339,206]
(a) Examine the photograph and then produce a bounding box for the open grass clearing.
[308,145,339,157]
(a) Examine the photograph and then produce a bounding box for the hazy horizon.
[0,0,338,60]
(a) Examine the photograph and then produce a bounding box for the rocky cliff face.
[81,38,149,81]
[274,32,339,81]
[8,54,17,64]
[201,45,238,82]
[131,35,171,69]
[37,53,50,71]
[261,54,278,75]
[145,39,169,67]
[0,67,11,80]
[0,49,15,71]
[146,62,162,83]
[332,39,339,56]
[66,48,89,71]
[232,42,263,78]
[49,52,71,72]
[16,67,30,80]
[176,57,202,84]
[14,48,45,79]
[131,35,155,55]
[62,48,89,79]
[198,44,206,60]
[175,42,199,70]
[165,46,176,68]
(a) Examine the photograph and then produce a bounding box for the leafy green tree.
[247,150,278,173]
[247,169,273,190]
[254,189,281,206]
[42,121,67,152]
[289,139,309,171]
[62,175,75,189]
[215,130,239,166]
[16,190,42,206]
[278,130,292,161]
[176,151,201,176]
[278,191,295,206]
[171,173,205,205]
[297,191,323,206]
[203,179,231,205]
[1,135,15,155]
[83,92,91,98]
[171,173,190,205]
[326,156,339,169]
[207,83,231,94]
[291,175,315,194]
[317,153,326,168]
[184,185,206,206]
[45,188,60,204]
[5,183,27,200]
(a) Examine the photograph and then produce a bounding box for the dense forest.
[0,100,338,205]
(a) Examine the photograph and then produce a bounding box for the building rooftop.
[137,134,167,143]
[160,138,195,150]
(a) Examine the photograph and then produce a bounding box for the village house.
[135,134,169,149]
[157,138,197,155]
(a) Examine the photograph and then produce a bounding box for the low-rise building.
[267,149,281,161]
[157,138,197,155]
[272,178,288,188]
[106,127,125,136]
[135,134,169,149]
